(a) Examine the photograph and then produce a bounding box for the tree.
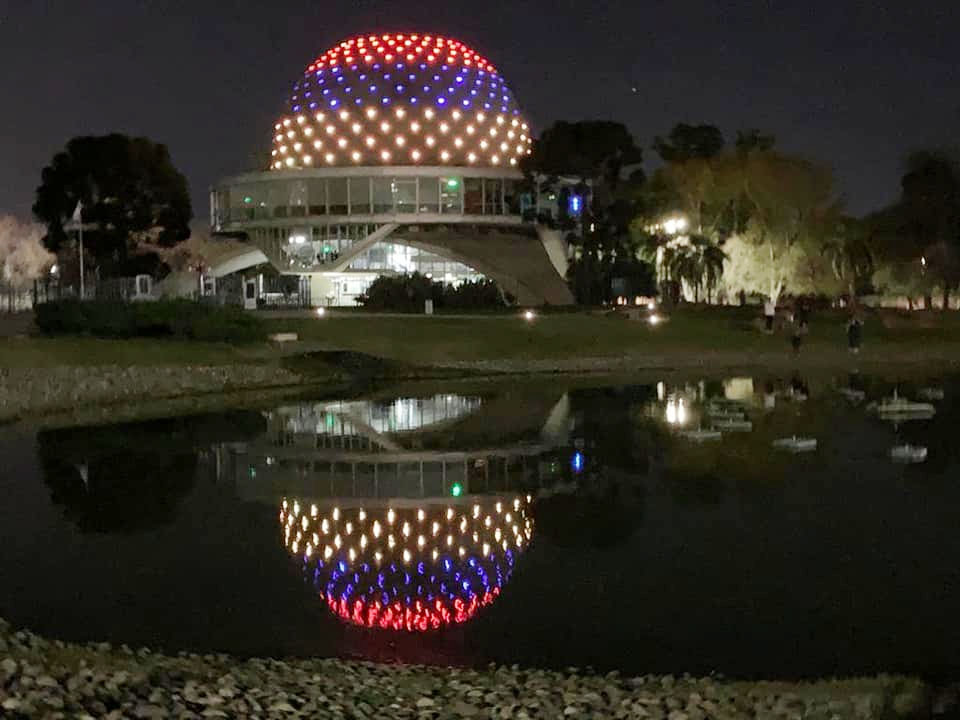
[653,123,725,163]
[822,217,874,307]
[0,215,56,311]
[523,121,647,303]
[735,151,842,304]
[897,150,960,309]
[33,134,192,278]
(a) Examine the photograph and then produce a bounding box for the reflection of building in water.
[279,496,532,631]
[227,393,570,504]
[278,395,484,443]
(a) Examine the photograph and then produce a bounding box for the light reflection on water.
[1,374,959,678]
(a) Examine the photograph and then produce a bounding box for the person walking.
[847,314,863,354]
[764,297,776,333]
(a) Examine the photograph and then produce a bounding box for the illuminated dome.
[280,496,533,631]
[271,33,533,169]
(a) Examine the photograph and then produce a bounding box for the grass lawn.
[268,305,960,364]
[3,306,960,370]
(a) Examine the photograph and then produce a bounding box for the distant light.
[523,309,535,321]
[648,313,661,326]
[315,307,326,317]
[572,451,584,474]
[450,482,463,497]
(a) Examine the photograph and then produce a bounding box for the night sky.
[1,1,957,222]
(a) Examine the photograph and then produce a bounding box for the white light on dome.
[286,130,295,139]
[325,153,335,164]
[454,137,463,148]
[326,125,335,135]
[283,118,291,127]
[467,152,477,163]
[394,108,406,118]
[293,142,302,151]
[365,107,377,119]
[410,121,420,132]
[313,140,322,149]
[491,155,500,164]
[477,112,486,122]
[303,155,312,164]
[380,121,390,132]
[381,149,391,161]
[351,123,361,133]
[314,112,325,122]
[395,136,406,146]
[480,140,488,149]
[452,110,462,120]
[425,136,436,147]
[285,157,295,166]
[351,151,361,162]
[424,108,435,119]
[411,149,421,161]
[440,122,449,133]
[339,110,349,121]
[440,150,450,161]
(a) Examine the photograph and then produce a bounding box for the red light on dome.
[325,588,500,631]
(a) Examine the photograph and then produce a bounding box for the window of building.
[464,177,483,214]
[307,178,327,215]
[393,178,416,213]
[418,177,440,213]
[328,178,348,215]
[440,177,462,214]
[373,177,393,213]
[484,178,503,215]
[349,177,371,214]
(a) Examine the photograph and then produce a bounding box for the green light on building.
[450,482,463,497]
[243,196,253,204]
[446,178,459,189]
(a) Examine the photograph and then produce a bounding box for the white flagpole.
[73,202,84,299]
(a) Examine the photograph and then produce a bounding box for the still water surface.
[1,373,959,679]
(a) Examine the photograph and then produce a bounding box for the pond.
[1,371,959,680]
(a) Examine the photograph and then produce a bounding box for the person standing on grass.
[847,314,863,354]
[764,297,776,332]
[791,321,805,356]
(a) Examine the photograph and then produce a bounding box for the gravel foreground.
[0,618,939,719]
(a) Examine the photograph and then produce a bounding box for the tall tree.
[653,123,725,163]
[33,134,192,278]
[822,217,874,308]
[897,150,960,309]
[523,121,647,303]
[735,150,842,304]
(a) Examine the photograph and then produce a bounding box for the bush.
[357,273,507,312]
[35,300,266,343]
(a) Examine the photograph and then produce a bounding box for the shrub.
[357,273,507,312]
[35,300,266,343]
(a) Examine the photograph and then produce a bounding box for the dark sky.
[2,0,958,222]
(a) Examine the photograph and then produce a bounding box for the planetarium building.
[211,33,572,307]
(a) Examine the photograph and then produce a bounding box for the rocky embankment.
[0,365,304,421]
[0,618,935,719]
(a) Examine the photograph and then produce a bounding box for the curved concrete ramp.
[398,227,574,305]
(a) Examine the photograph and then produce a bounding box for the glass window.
[440,177,461,214]
[328,178,348,215]
[504,179,520,215]
[307,179,327,215]
[418,177,440,213]
[268,183,288,218]
[373,177,393,213]
[484,178,503,215]
[393,178,416,213]
[464,178,483,214]
[289,180,307,217]
[349,177,371,214]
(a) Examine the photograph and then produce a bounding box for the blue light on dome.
[437,97,446,105]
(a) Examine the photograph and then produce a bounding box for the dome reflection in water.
[280,497,532,631]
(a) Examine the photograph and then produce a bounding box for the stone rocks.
[0,617,932,720]
[0,364,304,421]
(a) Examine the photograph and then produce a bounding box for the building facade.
[211,32,572,306]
